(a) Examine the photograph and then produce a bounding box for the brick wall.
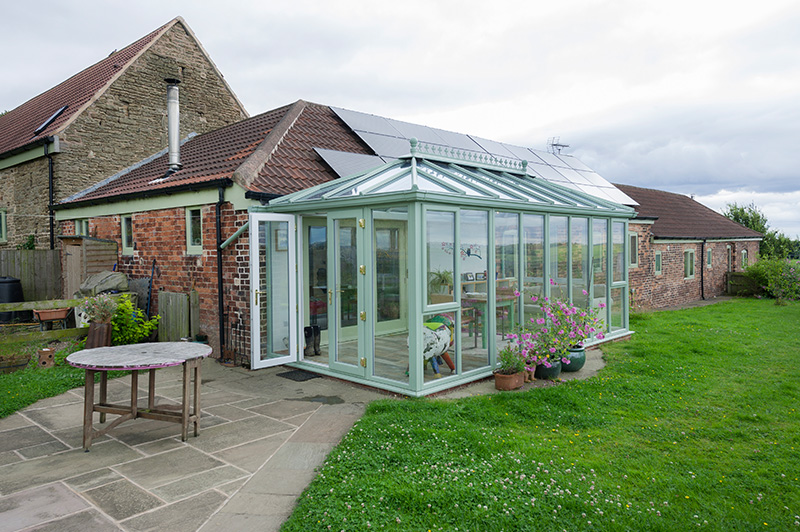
[77,202,252,356]
[628,222,760,309]
[0,21,246,249]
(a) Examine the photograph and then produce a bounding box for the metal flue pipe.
[165,78,182,172]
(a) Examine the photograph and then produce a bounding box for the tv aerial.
[547,137,570,154]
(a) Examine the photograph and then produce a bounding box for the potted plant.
[494,343,525,390]
[428,269,454,295]
[80,294,118,349]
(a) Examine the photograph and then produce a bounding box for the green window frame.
[706,248,712,268]
[654,250,662,276]
[186,207,203,255]
[0,209,6,243]
[75,219,89,236]
[628,232,638,268]
[684,249,695,279]
[121,215,134,255]
[741,249,748,268]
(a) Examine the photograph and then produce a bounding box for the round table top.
[67,342,212,371]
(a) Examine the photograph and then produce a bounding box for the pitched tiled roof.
[60,101,372,204]
[615,183,762,240]
[0,19,176,157]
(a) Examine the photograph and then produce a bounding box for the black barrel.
[0,277,31,323]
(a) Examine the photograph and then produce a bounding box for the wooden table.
[462,293,518,348]
[67,342,212,451]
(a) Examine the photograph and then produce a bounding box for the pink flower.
[514,290,521,297]
[536,318,546,325]
[549,347,556,353]
[549,278,556,285]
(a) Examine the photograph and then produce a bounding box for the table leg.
[99,372,107,423]
[193,359,202,437]
[181,361,190,441]
[83,369,95,451]
[130,370,138,418]
[148,369,156,410]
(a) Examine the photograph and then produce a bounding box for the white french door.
[249,213,297,369]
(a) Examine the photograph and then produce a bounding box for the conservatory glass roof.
[270,140,635,216]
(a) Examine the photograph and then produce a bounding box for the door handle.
[255,290,262,305]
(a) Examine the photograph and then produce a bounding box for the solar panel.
[468,136,517,159]
[556,154,593,172]
[353,131,412,158]
[315,149,386,178]
[429,128,484,151]
[385,119,447,145]
[331,107,401,137]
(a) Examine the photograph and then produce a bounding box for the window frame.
[706,248,712,269]
[121,215,134,255]
[75,219,89,236]
[0,209,6,243]
[683,249,695,280]
[654,250,662,276]
[628,232,638,268]
[186,207,203,255]
[741,249,748,268]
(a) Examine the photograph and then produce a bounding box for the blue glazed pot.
[534,360,562,380]
[562,347,586,372]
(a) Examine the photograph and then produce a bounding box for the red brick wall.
[628,222,760,310]
[69,203,252,356]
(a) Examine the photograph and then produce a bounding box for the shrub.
[746,258,800,304]
[111,294,159,345]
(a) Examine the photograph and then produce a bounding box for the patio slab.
[0,484,89,532]
[82,479,164,521]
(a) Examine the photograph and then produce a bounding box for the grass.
[282,298,800,531]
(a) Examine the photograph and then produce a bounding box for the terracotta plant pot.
[494,371,524,391]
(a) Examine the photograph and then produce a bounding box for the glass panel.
[612,221,625,283]
[523,214,545,325]
[373,208,409,384]
[549,216,568,300]
[258,220,291,362]
[460,210,489,372]
[571,218,590,308]
[426,211,455,305]
[629,233,638,267]
[422,311,457,384]
[655,251,662,275]
[495,212,519,353]
[335,218,359,366]
[610,287,623,332]
[189,209,202,246]
[592,219,608,329]
[123,216,133,249]
[305,220,329,360]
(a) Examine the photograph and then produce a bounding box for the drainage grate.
[276,369,322,382]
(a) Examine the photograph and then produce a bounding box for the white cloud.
[695,189,800,239]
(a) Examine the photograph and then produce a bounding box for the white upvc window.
[654,250,662,276]
[628,232,638,268]
[684,249,695,279]
[76,219,89,236]
[741,249,749,268]
[706,248,712,268]
[0,209,6,243]
[121,215,134,255]
[186,207,203,255]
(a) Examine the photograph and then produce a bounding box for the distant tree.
[723,202,793,259]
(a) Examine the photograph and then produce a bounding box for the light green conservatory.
[248,140,635,396]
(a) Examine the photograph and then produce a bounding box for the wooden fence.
[158,290,200,342]
[0,250,61,301]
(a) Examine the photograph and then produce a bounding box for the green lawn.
[282,298,800,531]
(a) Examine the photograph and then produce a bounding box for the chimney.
[165,78,182,173]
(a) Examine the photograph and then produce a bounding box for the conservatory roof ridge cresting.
[408,138,528,175]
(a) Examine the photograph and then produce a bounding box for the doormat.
[276,369,322,382]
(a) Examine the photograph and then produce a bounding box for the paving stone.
[289,403,365,444]
[65,468,123,492]
[83,479,163,521]
[232,397,274,409]
[261,442,334,471]
[23,508,123,531]
[281,410,315,427]
[134,437,186,455]
[0,483,88,532]
[203,404,256,421]
[212,433,290,473]
[17,440,70,459]
[20,393,82,411]
[215,477,249,496]
[0,451,22,467]
[121,489,227,532]
[108,415,225,446]
[197,390,252,407]
[21,403,85,432]
[151,465,248,502]
[114,447,226,490]
[0,413,33,432]
[240,467,317,496]
[198,512,283,532]
[0,426,57,453]
[51,427,109,449]
[216,491,297,516]
[188,416,295,454]
[249,399,320,421]
[0,441,140,495]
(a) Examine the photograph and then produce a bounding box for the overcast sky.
[2,0,798,237]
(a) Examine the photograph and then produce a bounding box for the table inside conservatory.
[461,293,517,347]
[66,342,212,450]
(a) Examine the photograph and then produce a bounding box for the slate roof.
[615,183,762,240]
[61,100,372,204]
[0,19,177,158]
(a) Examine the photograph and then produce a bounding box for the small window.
[742,249,749,268]
[706,248,712,268]
[76,219,89,236]
[121,215,134,255]
[628,232,638,268]
[0,209,6,243]
[654,250,662,276]
[684,249,695,279]
[186,207,203,255]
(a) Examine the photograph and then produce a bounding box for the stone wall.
[72,202,251,357]
[0,21,246,249]
[628,222,760,309]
